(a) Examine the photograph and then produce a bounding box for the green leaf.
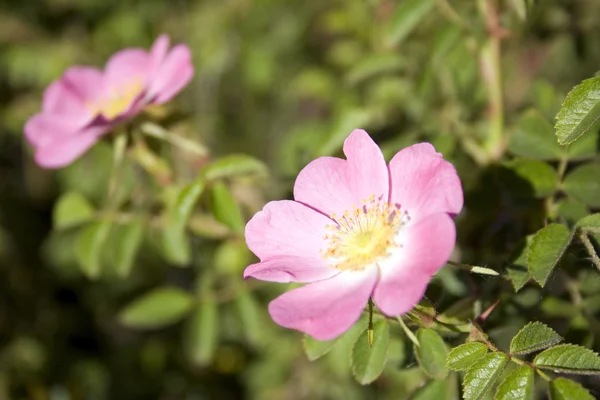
[556,197,589,223]
[534,344,600,374]
[185,298,219,366]
[201,154,267,181]
[346,54,404,85]
[446,342,488,371]
[161,179,206,266]
[510,322,563,355]
[504,159,559,198]
[549,377,594,400]
[351,319,390,385]
[509,109,563,159]
[110,218,145,278]
[576,213,600,231]
[119,287,195,329]
[384,0,436,48]
[235,289,261,346]
[555,76,600,145]
[463,352,508,400]
[412,378,452,400]
[566,130,598,160]
[526,224,572,286]
[506,235,534,292]
[53,192,95,230]
[494,366,534,400]
[304,335,337,362]
[76,220,112,279]
[563,164,600,207]
[415,328,449,380]
[209,181,245,233]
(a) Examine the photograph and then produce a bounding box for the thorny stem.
[580,232,600,273]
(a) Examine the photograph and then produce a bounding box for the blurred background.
[2,0,600,399]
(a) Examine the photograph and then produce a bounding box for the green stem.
[368,299,374,347]
[396,316,420,347]
[580,232,600,273]
[140,122,208,157]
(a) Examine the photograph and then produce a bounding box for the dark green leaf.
[209,181,245,234]
[384,0,436,48]
[563,164,600,207]
[76,220,112,279]
[555,76,600,145]
[304,335,337,362]
[504,159,559,198]
[549,377,594,400]
[556,197,589,223]
[534,344,600,374]
[185,298,219,366]
[509,109,563,159]
[201,154,267,181]
[119,287,195,329]
[527,224,572,286]
[510,322,563,355]
[412,378,452,400]
[415,328,449,380]
[53,191,95,230]
[567,130,598,160]
[351,319,390,385]
[446,342,488,371]
[463,352,508,400]
[506,235,534,292]
[494,366,534,400]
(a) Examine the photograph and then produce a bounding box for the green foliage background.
[3,0,600,398]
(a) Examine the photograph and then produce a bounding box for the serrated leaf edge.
[510,321,563,355]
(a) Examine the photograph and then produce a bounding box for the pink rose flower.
[244,130,463,340]
[24,35,194,168]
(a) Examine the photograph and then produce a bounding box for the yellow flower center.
[88,78,144,119]
[322,195,409,271]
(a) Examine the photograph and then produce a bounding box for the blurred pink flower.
[244,130,463,340]
[24,35,194,168]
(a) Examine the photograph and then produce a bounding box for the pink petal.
[388,142,463,221]
[147,44,194,104]
[149,35,170,70]
[373,213,456,316]
[24,113,84,147]
[244,256,338,283]
[33,125,110,169]
[268,268,377,340]
[294,129,389,217]
[42,67,102,125]
[245,200,330,260]
[103,48,152,89]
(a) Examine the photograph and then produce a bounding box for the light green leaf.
[235,289,262,346]
[415,328,449,380]
[549,377,594,400]
[53,192,95,230]
[209,181,245,234]
[510,322,563,355]
[76,220,112,279]
[110,218,145,278]
[351,319,390,385]
[555,76,600,145]
[576,214,600,231]
[185,298,219,366]
[534,344,600,374]
[494,366,534,400]
[566,130,598,160]
[384,0,436,48]
[119,287,195,329]
[506,235,534,292]
[526,224,572,286]
[446,342,488,371]
[463,352,508,400]
[504,159,559,198]
[509,110,563,159]
[304,335,337,362]
[201,154,267,181]
[563,164,600,207]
